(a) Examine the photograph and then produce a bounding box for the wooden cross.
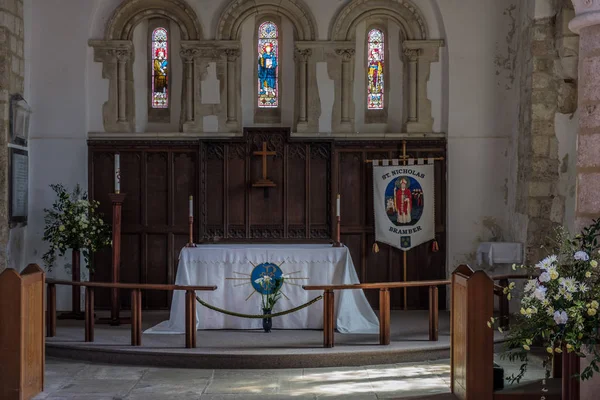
[252,142,276,188]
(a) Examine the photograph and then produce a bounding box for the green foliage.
[497,218,600,384]
[255,275,285,312]
[42,184,112,272]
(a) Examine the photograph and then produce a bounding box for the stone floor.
[34,354,547,399]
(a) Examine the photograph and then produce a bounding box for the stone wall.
[0,0,25,273]
[514,0,579,264]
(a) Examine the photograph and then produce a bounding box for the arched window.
[367,28,384,110]
[257,21,279,108]
[151,27,169,109]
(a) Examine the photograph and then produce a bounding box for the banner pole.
[402,140,408,311]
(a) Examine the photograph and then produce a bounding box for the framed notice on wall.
[9,148,28,223]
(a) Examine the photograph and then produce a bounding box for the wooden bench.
[303,280,450,348]
[45,279,217,348]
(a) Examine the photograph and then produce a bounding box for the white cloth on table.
[145,244,379,334]
[476,242,523,266]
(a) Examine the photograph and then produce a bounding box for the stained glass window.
[151,27,169,109]
[257,21,279,108]
[367,29,384,110]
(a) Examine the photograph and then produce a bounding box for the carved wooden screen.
[88,135,445,311]
[201,128,332,241]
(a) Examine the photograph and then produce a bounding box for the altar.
[146,244,379,334]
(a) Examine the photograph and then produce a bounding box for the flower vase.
[263,308,272,333]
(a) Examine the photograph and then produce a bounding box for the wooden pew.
[45,279,217,348]
[0,265,45,400]
[303,280,450,348]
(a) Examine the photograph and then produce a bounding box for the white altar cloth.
[146,244,379,334]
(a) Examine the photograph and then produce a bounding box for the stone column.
[404,48,420,123]
[403,40,444,133]
[180,48,198,123]
[570,1,600,230]
[114,50,131,123]
[225,49,240,125]
[335,49,355,127]
[295,48,312,125]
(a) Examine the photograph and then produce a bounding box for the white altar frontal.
[146,244,379,334]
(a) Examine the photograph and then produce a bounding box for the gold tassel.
[432,239,439,253]
[372,242,380,253]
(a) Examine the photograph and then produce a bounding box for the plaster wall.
[24,0,545,310]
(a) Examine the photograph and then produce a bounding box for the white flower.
[536,255,558,270]
[575,251,590,261]
[553,310,568,325]
[254,277,264,284]
[533,286,547,301]
[524,279,538,293]
[263,275,272,283]
[539,272,551,283]
[580,283,590,293]
[559,277,578,293]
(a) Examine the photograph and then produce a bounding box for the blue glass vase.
[263,308,272,333]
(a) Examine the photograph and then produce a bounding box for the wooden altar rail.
[45,279,217,348]
[0,265,45,400]
[303,280,450,348]
[491,273,539,330]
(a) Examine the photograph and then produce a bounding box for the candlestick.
[333,194,342,247]
[186,196,196,247]
[114,153,120,194]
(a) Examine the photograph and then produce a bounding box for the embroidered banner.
[372,160,435,251]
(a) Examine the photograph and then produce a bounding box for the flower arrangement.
[499,218,600,383]
[42,184,112,272]
[254,274,286,312]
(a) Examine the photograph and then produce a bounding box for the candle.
[114,153,120,193]
[189,195,193,218]
[336,194,340,217]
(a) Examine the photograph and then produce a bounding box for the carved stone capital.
[334,48,355,61]
[403,48,421,61]
[224,48,240,61]
[294,48,312,62]
[180,48,199,62]
[110,49,131,62]
[570,0,600,33]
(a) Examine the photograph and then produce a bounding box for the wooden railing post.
[379,288,390,345]
[323,289,335,348]
[46,283,56,337]
[498,278,509,329]
[562,350,580,400]
[429,286,438,341]
[185,290,197,348]
[84,287,94,342]
[130,289,142,346]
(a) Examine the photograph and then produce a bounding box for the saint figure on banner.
[395,178,412,224]
[258,42,277,98]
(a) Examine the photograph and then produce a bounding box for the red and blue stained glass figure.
[152,27,168,109]
[367,29,384,110]
[258,21,279,108]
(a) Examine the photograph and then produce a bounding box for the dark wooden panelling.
[120,234,140,309]
[89,135,446,311]
[146,234,168,309]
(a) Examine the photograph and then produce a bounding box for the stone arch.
[216,0,318,40]
[105,0,203,40]
[330,0,429,41]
